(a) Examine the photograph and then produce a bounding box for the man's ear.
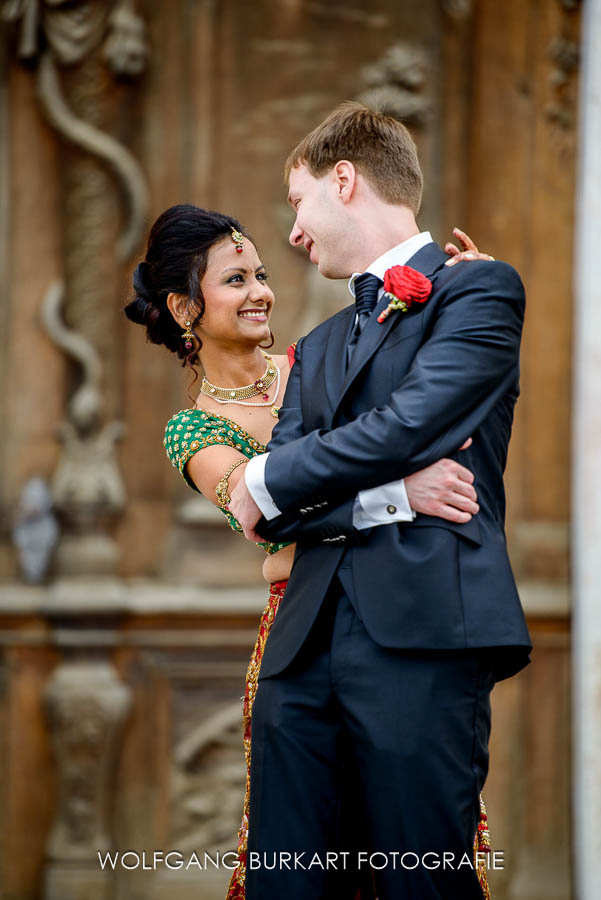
[332,160,357,204]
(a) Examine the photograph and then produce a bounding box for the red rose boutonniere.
[377,265,433,323]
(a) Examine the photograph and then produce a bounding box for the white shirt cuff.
[353,479,415,530]
[244,453,282,521]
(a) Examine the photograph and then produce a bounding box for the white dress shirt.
[245,232,434,527]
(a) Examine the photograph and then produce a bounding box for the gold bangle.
[215,458,248,509]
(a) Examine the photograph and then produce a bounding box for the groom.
[230,102,532,899]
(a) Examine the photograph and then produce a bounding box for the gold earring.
[182,320,194,350]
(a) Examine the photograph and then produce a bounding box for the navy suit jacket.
[257,242,532,681]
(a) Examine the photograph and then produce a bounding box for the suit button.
[386,504,397,514]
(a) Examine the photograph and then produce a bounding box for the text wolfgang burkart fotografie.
[98,849,505,872]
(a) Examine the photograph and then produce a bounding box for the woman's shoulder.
[163,407,210,457]
[165,406,193,424]
[271,352,291,371]
[163,406,265,456]
[164,406,227,442]
[164,406,202,438]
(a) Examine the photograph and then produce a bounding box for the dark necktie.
[346,272,382,367]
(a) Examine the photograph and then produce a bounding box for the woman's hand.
[405,439,478,523]
[444,227,495,267]
[229,477,264,542]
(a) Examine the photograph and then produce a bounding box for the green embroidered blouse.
[163,408,289,555]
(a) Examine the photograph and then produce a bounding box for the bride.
[124,204,491,899]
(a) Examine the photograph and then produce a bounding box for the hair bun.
[132,260,153,298]
[137,260,152,286]
[123,295,152,326]
[124,262,158,325]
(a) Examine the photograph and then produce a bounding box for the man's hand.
[229,477,264,542]
[405,438,479,523]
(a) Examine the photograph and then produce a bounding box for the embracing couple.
[127,102,532,900]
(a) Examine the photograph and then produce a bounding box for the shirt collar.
[348,231,433,298]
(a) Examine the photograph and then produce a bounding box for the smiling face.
[193,235,275,348]
[287,163,354,279]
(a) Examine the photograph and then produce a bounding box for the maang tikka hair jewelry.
[231,229,244,253]
[182,320,195,350]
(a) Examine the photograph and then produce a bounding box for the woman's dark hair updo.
[124,204,249,381]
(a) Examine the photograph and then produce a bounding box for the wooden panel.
[1,645,59,898]
[486,623,571,900]
[459,0,579,583]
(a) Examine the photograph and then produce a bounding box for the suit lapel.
[331,241,449,421]
[322,305,355,413]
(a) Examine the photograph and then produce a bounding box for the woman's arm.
[186,444,358,543]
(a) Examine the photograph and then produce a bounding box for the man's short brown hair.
[285,101,424,213]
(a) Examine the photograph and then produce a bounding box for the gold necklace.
[200,352,277,402]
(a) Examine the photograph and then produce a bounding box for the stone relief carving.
[41,279,126,575]
[103,0,148,76]
[43,661,132,859]
[37,49,149,262]
[357,43,430,125]
[41,279,103,432]
[50,418,127,575]
[3,0,150,255]
[544,0,581,146]
[546,36,580,130]
[2,0,150,577]
[440,0,473,18]
[171,703,246,852]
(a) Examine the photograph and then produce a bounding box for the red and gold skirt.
[226,580,492,899]
[226,580,287,900]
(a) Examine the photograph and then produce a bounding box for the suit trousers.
[245,576,494,900]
